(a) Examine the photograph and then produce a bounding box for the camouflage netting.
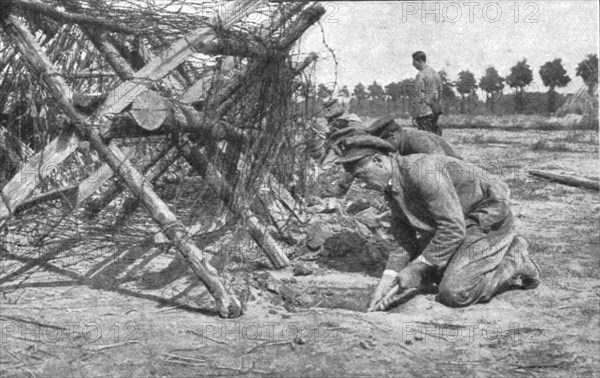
[0,0,337,293]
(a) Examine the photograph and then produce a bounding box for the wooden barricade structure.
[0,0,325,318]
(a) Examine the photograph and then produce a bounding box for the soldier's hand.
[394,260,431,289]
[367,270,398,312]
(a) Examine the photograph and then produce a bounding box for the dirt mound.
[319,231,391,276]
[253,272,313,311]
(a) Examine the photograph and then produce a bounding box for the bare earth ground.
[1,125,598,377]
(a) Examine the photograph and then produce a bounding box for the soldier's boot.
[511,236,541,289]
[497,236,541,291]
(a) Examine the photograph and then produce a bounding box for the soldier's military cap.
[336,135,394,164]
[328,125,366,142]
[320,99,346,120]
[366,114,401,138]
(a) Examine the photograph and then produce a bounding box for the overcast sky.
[297,0,599,96]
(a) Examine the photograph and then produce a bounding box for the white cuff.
[417,255,433,266]
[383,269,398,277]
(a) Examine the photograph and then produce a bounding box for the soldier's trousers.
[415,114,442,136]
[388,195,532,307]
[437,220,531,307]
[435,195,538,307]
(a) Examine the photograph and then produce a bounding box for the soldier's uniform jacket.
[384,153,512,269]
[334,113,364,129]
[385,127,460,159]
[412,66,443,118]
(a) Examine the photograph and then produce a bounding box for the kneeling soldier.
[325,115,464,198]
[336,136,540,310]
[366,115,460,159]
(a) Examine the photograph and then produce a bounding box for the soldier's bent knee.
[437,282,475,308]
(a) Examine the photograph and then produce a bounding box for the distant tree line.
[311,54,598,118]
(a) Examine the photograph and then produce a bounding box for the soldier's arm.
[411,74,425,117]
[411,166,466,268]
[385,214,419,272]
[437,75,444,103]
[415,73,426,103]
[368,215,419,311]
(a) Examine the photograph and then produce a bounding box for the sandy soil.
[1,126,598,377]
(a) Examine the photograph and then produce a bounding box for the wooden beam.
[84,143,174,219]
[0,130,137,225]
[178,70,215,105]
[14,185,78,214]
[14,146,136,214]
[68,70,118,79]
[134,36,188,95]
[76,147,136,204]
[0,131,80,228]
[111,147,180,227]
[528,170,600,191]
[193,34,275,58]
[84,31,135,80]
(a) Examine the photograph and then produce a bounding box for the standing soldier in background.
[411,51,444,136]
